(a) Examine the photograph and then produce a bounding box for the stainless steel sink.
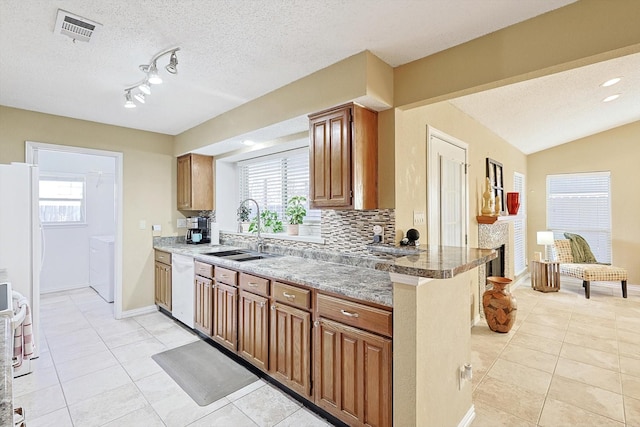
[202,249,280,262]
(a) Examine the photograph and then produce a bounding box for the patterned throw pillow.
[554,240,574,263]
[564,232,598,263]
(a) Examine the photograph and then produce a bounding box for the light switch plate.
[413,211,426,225]
[138,220,146,230]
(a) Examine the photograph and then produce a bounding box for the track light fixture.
[124,90,136,108]
[123,47,180,108]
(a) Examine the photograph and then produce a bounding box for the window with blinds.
[39,175,86,224]
[513,172,526,275]
[238,148,321,232]
[546,172,611,263]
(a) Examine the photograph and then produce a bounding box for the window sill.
[225,231,325,245]
[42,222,88,228]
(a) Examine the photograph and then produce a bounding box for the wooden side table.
[531,260,561,292]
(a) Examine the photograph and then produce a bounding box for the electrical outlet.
[413,211,426,225]
[138,220,146,230]
[152,224,161,231]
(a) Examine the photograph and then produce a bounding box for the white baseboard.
[40,283,90,294]
[510,273,530,290]
[458,405,476,427]
[119,305,157,319]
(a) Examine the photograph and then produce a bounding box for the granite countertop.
[0,316,12,427]
[154,240,496,307]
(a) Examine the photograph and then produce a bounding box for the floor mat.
[152,340,258,406]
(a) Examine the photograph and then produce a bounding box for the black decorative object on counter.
[402,228,419,246]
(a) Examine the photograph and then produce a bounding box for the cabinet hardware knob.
[282,292,295,299]
[221,274,228,278]
[313,320,319,327]
[248,282,259,287]
[260,302,265,307]
[271,305,276,310]
[340,309,359,318]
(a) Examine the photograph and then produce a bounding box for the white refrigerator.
[0,162,41,362]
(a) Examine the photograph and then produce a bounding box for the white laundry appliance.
[0,162,41,374]
[89,235,115,302]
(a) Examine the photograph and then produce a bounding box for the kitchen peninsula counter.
[153,239,496,307]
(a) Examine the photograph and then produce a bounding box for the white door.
[427,128,468,247]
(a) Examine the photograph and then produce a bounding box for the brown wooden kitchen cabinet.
[154,251,172,312]
[308,102,378,210]
[315,318,392,427]
[194,275,213,335]
[213,281,237,351]
[315,293,392,427]
[239,290,270,371]
[177,153,214,211]
[270,301,311,397]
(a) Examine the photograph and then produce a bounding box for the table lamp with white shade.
[537,231,555,261]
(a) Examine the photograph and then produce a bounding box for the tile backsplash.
[220,209,395,255]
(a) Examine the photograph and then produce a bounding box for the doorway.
[26,142,123,319]
[427,126,468,247]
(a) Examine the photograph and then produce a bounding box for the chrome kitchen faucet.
[238,198,264,252]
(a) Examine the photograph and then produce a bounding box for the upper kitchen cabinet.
[308,103,378,210]
[177,153,214,211]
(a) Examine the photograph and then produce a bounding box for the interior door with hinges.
[427,128,468,247]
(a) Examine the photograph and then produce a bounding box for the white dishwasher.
[171,254,194,328]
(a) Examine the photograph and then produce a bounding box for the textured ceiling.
[450,52,640,154]
[0,0,574,140]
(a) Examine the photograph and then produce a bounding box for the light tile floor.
[14,276,640,426]
[13,287,333,427]
[472,277,640,427]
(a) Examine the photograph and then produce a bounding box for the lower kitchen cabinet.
[315,318,392,427]
[213,282,237,351]
[194,275,213,335]
[238,290,270,371]
[270,302,311,397]
[154,260,172,312]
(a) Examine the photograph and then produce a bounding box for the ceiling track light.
[123,46,180,109]
[124,90,136,108]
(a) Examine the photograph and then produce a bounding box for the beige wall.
[528,121,640,284]
[394,0,640,108]
[0,106,177,311]
[393,101,527,317]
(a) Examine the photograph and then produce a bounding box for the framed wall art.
[486,158,504,214]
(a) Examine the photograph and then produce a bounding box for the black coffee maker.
[186,216,210,244]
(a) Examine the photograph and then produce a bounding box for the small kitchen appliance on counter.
[186,216,211,244]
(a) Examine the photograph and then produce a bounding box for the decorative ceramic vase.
[482,276,517,333]
[481,177,493,215]
[506,192,520,215]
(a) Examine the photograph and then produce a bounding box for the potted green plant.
[237,204,251,233]
[285,196,307,235]
[249,209,283,234]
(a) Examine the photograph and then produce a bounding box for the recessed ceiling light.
[602,94,621,103]
[242,140,255,146]
[601,77,622,87]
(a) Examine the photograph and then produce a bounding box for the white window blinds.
[39,175,86,224]
[238,148,320,228]
[546,172,611,263]
[513,172,526,275]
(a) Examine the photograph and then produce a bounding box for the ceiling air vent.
[54,9,102,43]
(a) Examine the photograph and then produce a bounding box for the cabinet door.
[309,107,351,208]
[154,261,171,312]
[194,275,213,335]
[270,302,311,397]
[213,281,237,351]
[177,155,192,210]
[315,318,392,427]
[238,290,269,371]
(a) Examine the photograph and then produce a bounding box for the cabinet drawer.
[194,261,213,278]
[239,273,270,297]
[215,266,238,286]
[154,250,171,264]
[316,293,392,338]
[273,282,310,310]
